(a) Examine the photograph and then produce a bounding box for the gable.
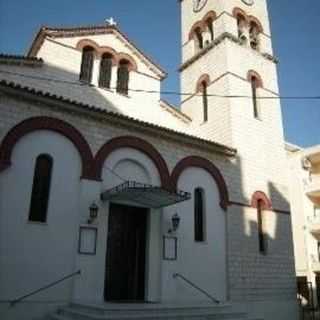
[28,25,167,80]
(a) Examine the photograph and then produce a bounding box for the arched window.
[257,199,267,254]
[194,27,204,50]
[237,14,247,40]
[29,154,53,223]
[80,46,94,83]
[206,18,214,42]
[202,81,208,122]
[249,21,260,50]
[250,76,259,119]
[99,53,113,89]
[194,188,206,242]
[117,60,130,95]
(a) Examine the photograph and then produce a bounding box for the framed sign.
[78,226,98,255]
[163,236,177,261]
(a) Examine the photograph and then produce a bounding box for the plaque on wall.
[78,226,98,255]
[163,236,178,261]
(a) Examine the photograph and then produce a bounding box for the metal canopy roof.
[100,181,191,209]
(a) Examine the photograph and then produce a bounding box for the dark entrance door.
[105,203,148,302]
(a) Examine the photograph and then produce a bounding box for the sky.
[0,0,319,148]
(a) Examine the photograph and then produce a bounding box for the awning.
[100,181,191,209]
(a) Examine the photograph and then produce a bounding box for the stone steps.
[45,302,257,320]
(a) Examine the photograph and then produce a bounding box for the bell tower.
[179,0,289,205]
[179,0,281,147]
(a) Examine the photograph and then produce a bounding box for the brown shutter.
[117,63,130,95]
[80,47,94,83]
[99,54,113,88]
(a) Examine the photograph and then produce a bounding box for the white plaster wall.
[162,167,227,303]
[73,148,162,303]
[181,0,271,44]
[0,130,82,319]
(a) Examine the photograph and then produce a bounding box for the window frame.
[98,53,113,89]
[79,46,95,84]
[206,18,214,41]
[194,187,206,243]
[202,81,209,123]
[257,199,267,254]
[116,60,130,95]
[28,154,53,223]
[251,76,260,119]
[194,27,204,50]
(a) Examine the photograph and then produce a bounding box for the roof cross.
[105,17,117,26]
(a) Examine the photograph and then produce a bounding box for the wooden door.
[105,203,147,302]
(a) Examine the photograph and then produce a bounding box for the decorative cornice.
[179,32,278,72]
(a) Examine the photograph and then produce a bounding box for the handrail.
[173,273,220,304]
[9,270,81,307]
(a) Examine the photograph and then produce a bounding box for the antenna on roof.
[105,17,117,26]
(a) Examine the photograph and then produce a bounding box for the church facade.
[0,0,298,319]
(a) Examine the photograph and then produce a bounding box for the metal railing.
[173,273,220,304]
[7,270,81,307]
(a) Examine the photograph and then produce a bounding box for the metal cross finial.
[105,17,117,26]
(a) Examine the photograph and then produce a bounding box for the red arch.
[0,117,95,180]
[196,74,211,92]
[251,191,272,210]
[203,10,217,24]
[170,156,229,211]
[189,21,205,41]
[248,16,264,33]
[93,136,171,187]
[247,70,264,88]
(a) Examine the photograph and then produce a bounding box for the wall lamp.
[88,202,99,224]
[168,213,181,234]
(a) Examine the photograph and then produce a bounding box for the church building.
[0,0,298,319]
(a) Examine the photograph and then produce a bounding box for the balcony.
[311,255,320,272]
[305,175,320,204]
[308,215,320,239]
[302,146,320,205]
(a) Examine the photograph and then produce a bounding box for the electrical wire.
[1,69,320,100]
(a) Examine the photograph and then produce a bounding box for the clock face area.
[193,0,208,12]
[242,0,254,6]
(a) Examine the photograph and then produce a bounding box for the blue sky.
[0,0,319,147]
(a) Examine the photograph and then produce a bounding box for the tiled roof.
[0,54,43,66]
[0,79,236,157]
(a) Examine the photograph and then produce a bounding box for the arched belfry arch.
[93,136,171,187]
[170,156,229,211]
[0,117,95,179]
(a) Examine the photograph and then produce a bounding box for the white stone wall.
[0,92,298,319]
[179,0,297,318]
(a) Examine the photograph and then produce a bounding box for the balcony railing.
[307,216,320,239]
[311,255,320,272]
[304,175,320,204]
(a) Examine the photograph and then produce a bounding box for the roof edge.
[0,79,236,157]
[27,25,167,79]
